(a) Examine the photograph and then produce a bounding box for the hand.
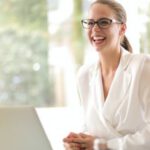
[63,132,81,150]
[74,133,95,150]
[63,132,95,150]
[94,138,108,150]
[99,143,108,150]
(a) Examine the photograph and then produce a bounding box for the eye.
[81,19,95,29]
[98,19,112,27]
[85,20,94,26]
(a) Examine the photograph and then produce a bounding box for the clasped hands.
[63,132,108,150]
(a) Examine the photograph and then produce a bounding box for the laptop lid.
[0,106,53,150]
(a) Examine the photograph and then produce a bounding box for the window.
[0,0,150,107]
[0,0,54,106]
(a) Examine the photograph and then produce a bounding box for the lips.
[92,36,106,44]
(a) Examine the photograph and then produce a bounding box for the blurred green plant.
[139,2,150,53]
[72,0,85,66]
[0,0,55,106]
[0,0,47,31]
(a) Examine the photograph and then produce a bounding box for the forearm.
[107,125,150,150]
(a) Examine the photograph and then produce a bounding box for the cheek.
[105,29,120,45]
[109,28,120,40]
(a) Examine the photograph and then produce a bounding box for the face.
[87,3,126,52]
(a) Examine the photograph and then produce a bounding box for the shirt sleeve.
[76,69,88,133]
[107,55,150,150]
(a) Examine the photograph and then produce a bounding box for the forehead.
[88,3,115,19]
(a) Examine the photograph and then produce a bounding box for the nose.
[92,23,101,31]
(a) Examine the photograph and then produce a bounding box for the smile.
[92,36,106,44]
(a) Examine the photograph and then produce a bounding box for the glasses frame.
[81,17,123,29]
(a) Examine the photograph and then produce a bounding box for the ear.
[119,23,126,36]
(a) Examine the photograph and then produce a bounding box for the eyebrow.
[87,17,114,20]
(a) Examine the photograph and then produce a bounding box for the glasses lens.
[98,18,112,28]
[82,19,94,29]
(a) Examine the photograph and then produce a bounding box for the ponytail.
[121,35,132,53]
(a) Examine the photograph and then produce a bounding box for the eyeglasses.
[81,18,122,29]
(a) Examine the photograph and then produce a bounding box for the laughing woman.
[63,0,150,150]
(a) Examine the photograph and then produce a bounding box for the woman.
[63,0,150,150]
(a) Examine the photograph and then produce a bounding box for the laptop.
[0,106,53,150]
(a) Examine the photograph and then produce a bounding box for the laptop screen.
[0,106,53,150]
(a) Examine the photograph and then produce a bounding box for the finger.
[64,142,80,150]
[68,132,79,138]
[70,142,81,150]
[80,143,87,148]
[63,132,80,143]
[79,133,88,138]
[63,142,71,149]
[63,137,70,143]
[64,138,77,143]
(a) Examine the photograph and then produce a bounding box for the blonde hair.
[91,0,132,52]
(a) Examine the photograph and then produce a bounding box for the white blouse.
[77,48,150,150]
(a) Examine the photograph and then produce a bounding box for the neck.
[99,48,121,74]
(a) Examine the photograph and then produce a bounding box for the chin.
[95,47,101,52]
[93,45,103,52]
[92,42,105,51]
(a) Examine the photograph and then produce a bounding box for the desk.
[36,107,82,150]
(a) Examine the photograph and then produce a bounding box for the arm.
[107,55,150,150]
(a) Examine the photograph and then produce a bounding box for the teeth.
[93,36,105,40]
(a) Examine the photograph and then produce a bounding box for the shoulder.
[130,53,150,69]
[121,48,150,67]
[126,52,150,70]
[136,53,150,73]
[126,53,150,82]
[76,63,97,99]
[77,62,96,81]
[121,49,150,76]
[131,53,150,62]
[137,54,150,103]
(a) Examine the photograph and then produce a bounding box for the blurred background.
[1,0,150,149]
[0,0,150,107]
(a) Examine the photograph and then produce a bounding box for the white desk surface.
[36,107,82,150]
